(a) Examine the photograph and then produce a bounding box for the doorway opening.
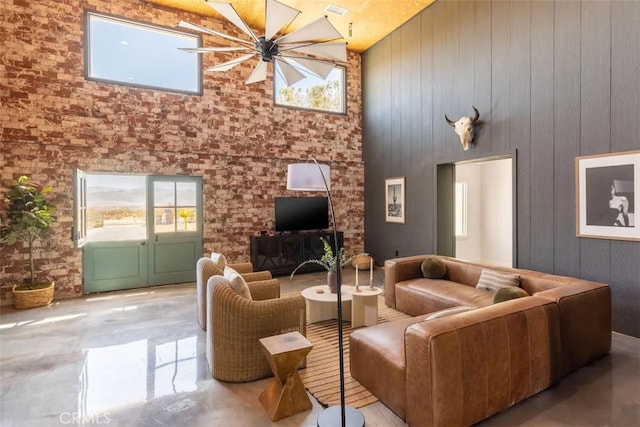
[437,155,515,267]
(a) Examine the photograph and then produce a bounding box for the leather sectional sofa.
[350,255,611,426]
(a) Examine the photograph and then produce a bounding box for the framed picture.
[576,150,639,241]
[385,177,405,223]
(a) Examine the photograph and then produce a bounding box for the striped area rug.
[298,296,410,408]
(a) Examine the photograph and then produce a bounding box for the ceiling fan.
[177,0,348,87]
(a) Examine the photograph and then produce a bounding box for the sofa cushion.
[223,266,252,300]
[476,268,521,293]
[494,286,529,303]
[396,278,494,316]
[421,256,447,279]
[211,252,228,268]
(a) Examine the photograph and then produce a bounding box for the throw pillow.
[426,306,473,320]
[223,266,252,300]
[493,287,529,303]
[421,257,447,279]
[476,269,521,293]
[211,252,228,268]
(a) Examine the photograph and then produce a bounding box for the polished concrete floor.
[1,268,639,427]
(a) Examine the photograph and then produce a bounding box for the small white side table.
[346,286,382,328]
[301,285,353,324]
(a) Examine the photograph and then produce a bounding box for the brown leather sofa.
[350,255,611,426]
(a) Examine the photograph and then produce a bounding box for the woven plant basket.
[12,282,54,309]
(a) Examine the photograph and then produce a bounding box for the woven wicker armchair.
[206,275,307,383]
[196,256,272,330]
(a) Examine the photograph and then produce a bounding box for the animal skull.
[445,106,480,151]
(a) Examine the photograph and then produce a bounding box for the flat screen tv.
[275,197,329,232]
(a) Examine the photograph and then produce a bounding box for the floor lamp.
[287,160,365,427]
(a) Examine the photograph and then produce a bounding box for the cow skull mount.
[445,106,480,151]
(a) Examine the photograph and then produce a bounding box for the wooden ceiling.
[144,0,436,53]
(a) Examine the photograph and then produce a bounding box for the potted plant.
[1,175,56,309]
[290,237,367,293]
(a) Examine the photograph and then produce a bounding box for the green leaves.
[289,236,368,279]
[1,176,55,285]
[2,177,54,239]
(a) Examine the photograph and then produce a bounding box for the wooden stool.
[258,331,313,421]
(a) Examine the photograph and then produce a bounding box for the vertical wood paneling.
[362,0,640,336]
[391,32,404,176]
[473,0,492,150]
[421,11,436,249]
[441,0,461,161]
[578,0,611,284]
[553,0,581,278]
[530,0,555,272]
[610,0,640,337]
[490,0,510,154]
[400,20,421,253]
[432,1,449,161]
[611,0,640,153]
[406,16,428,249]
[510,0,532,268]
[364,37,392,258]
[610,242,640,338]
[457,0,475,131]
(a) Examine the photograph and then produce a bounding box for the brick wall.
[0,0,363,301]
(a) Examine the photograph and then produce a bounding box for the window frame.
[455,181,468,239]
[84,10,203,95]
[73,168,88,248]
[273,64,347,115]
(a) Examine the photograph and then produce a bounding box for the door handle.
[141,241,146,246]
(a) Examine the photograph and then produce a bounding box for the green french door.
[79,173,202,293]
[147,176,203,286]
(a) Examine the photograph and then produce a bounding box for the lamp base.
[317,405,365,427]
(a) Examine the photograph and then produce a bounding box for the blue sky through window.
[87,13,200,94]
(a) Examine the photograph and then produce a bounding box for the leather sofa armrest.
[534,281,611,375]
[404,297,561,426]
[384,255,430,309]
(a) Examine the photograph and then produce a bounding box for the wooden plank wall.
[362,0,640,337]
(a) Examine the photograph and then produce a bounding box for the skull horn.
[445,114,455,127]
[470,106,480,123]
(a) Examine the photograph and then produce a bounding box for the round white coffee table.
[345,286,383,328]
[301,285,353,324]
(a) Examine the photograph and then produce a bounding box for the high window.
[85,11,202,95]
[274,66,346,114]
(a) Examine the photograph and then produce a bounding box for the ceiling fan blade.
[179,46,253,53]
[177,20,253,46]
[280,56,335,80]
[275,58,306,87]
[246,60,268,84]
[276,16,343,45]
[205,1,259,43]
[282,41,347,63]
[206,53,256,72]
[265,0,300,40]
